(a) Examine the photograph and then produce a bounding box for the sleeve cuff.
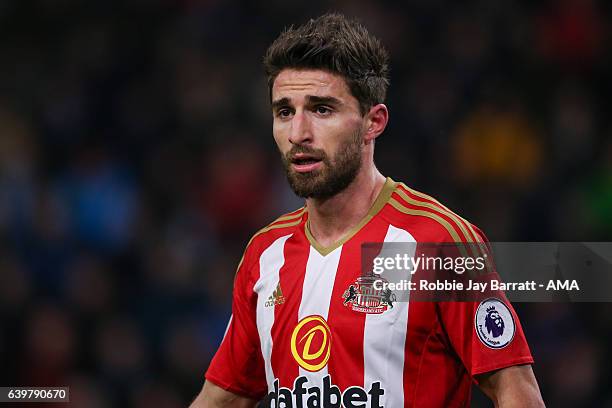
[204,371,267,401]
[471,355,535,377]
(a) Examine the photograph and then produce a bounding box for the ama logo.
[475,298,515,349]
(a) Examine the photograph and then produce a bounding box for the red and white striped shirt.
[205,178,533,407]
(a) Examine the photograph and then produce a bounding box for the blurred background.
[0,0,611,406]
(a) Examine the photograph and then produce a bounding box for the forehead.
[271,69,352,101]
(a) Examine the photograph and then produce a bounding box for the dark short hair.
[263,13,390,115]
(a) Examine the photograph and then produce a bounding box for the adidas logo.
[265,283,285,307]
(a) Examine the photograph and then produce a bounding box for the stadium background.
[0,0,611,406]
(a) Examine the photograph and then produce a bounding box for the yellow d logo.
[290,315,332,372]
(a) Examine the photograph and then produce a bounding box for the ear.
[363,104,389,143]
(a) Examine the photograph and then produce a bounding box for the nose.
[288,111,313,145]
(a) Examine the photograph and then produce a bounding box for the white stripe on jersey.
[363,224,416,408]
[297,246,342,393]
[255,234,293,390]
[222,314,232,339]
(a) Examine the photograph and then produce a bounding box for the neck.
[306,165,386,249]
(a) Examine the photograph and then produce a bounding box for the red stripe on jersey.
[325,216,391,390]
[393,224,457,408]
[270,227,310,388]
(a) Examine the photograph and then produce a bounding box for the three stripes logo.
[265,283,285,307]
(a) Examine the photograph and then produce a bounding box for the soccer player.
[191,13,544,408]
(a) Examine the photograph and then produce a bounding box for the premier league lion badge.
[475,298,515,349]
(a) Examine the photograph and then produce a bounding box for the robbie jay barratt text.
[373,279,580,292]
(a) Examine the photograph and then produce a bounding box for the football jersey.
[205,177,534,408]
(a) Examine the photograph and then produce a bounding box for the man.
[191,13,544,407]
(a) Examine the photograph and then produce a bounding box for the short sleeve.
[437,298,534,378]
[205,244,268,400]
[437,224,534,378]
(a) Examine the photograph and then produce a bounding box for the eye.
[315,105,333,116]
[276,108,293,119]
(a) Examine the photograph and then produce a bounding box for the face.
[271,69,366,199]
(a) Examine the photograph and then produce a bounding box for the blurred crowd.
[0,0,610,406]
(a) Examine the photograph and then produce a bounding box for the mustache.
[285,145,327,161]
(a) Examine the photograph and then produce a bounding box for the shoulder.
[240,206,306,267]
[383,181,486,243]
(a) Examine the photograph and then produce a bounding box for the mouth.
[289,153,323,173]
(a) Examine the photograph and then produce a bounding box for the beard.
[280,128,363,199]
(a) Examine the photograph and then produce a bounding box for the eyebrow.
[271,97,291,111]
[306,95,343,106]
[271,95,343,110]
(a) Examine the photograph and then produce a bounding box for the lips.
[290,153,323,173]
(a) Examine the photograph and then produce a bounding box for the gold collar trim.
[305,177,397,256]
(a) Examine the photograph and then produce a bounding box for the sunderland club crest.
[342,274,396,314]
